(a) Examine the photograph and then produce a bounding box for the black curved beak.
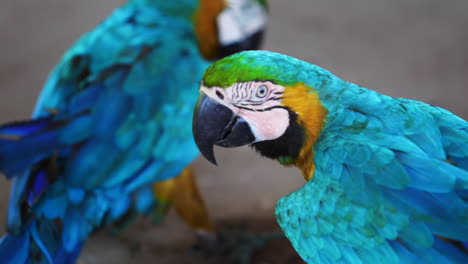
[193,94,256,165]
[218,30,265,59]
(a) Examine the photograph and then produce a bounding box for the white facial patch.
[241,107,289,142]
[200,81,291,142]
[217,0,267,45]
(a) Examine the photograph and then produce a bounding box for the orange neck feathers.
[193,0,226,60]
[282,83,328,180]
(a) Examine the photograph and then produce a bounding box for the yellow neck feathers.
[282,82,327,181]
[194,0,226,60]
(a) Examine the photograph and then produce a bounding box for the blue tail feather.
[0,220,83,264]
[27,167,50,205]
[0,232,30,264]
[0,131,61,176]
[8,163,51,234]
[0,118,65,177]
[7,173,32,233]
[0,118,53,138]
[30,222,54,264]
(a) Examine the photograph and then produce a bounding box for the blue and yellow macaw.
[0,1,268,263]
[193,50,468,264]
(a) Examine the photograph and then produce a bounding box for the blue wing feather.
[0,118,53,137]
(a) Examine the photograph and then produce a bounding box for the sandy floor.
[1,0,467,263]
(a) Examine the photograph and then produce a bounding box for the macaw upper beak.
[193,94,256,165]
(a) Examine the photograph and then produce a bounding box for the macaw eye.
[256,85,268,98]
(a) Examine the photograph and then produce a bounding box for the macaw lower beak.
[193,94,256,165]
[218,30,265,59]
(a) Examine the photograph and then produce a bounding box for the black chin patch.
[217,30,265,59]
[251,110,304,162]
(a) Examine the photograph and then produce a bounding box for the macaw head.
[193,50,329,171]
[193,0,268,60]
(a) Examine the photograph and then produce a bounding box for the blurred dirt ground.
[1,0,468,263]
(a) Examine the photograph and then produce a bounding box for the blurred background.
[0,0,467,263]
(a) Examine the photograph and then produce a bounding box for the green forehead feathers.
[202,50,303,88]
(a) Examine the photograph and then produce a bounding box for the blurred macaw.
[0,1,268,263]
[193,50,468,264]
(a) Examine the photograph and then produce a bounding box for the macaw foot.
[193,229,284,264]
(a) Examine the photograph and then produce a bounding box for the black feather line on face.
[233,105,289,112]
[250,109,304,161]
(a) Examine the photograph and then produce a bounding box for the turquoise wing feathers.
[276,88,468,263]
